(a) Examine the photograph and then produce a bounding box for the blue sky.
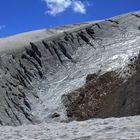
[0,0,140,37]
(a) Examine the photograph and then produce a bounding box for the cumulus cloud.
[43,0,88,15]
[73,1,86,14]
[0,25,6,30]
[43,0,71,15]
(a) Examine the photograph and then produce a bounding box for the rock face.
[62,55,140,120]
[0,11,140,127]
[62,71,123,120]
[62,65,140,120]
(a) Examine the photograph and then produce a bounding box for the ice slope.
[31,11,140,122]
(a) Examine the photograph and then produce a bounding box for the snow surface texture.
[0,116,140,140]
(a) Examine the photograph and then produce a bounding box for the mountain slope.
[0,11,140,128]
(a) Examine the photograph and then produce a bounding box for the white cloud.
[43,0,71,15]
[73,1,86,14]
[0,25,6,30]
[43,0,88,15]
